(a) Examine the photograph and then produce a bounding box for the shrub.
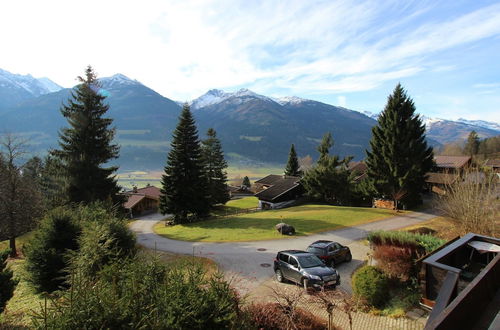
[24,207,81,293]
[70,217,136,278]
[33,257,244,329]
[368,230,445,254]
[372,245,415,281]
[353,266,388,308]
[0,249,17,312]
[246,302,327,330]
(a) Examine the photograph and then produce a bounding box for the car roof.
[278,250,312,256]
[309,240,337,248]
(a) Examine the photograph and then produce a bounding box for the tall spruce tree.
[365,84,434,208]
[284,144,302,177]
[464,130,480,157]
[51,66,121,205]
[317,132,333,166]
[160,104,210,223]
[201,128,230,206]
[302,135,353,204]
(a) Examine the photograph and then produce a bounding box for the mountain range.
[0,68,498,170]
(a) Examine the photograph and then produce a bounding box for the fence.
[209,207,262,219]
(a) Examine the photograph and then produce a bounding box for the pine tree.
[284,144,302,177]
[317,132,333,166]
[464,130,480,157]
[242,176,251,189]
[302,135,353,204]
[160,104,210,223]
[51,66,122,205]
[201,128,230,206]
[0,249,17,312]
[365,84,434,208]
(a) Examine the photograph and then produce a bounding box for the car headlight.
[308,274,322,281]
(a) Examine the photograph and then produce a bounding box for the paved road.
[130,210,437,293]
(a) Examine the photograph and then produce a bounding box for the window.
[279,253,289,263]
[289,257,299,268]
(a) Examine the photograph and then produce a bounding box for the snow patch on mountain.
[191,88,276,109]
[100,74,141,88]
[274,96,308,105]
[0,68,62,96]
[456,118,500,131]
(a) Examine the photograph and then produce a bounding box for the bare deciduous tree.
[437,169,499,237]
[0,134,43,257]
[269,284,306,330]
[309,288,357,330]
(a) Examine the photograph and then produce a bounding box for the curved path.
[130,210,437,293]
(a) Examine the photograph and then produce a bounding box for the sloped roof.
[136,186,161,199]
[485,159,500,168]
[425,172,458,185]
[254,174,283,185]
[254,176,301,202]
[348,161,368,174]
[434,156,471,169]
[123,194,146,209]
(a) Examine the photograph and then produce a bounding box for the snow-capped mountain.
[99,73,142,89]
[456,118,500,131]
[274,96,309,105]
[190,88,276,109]
[0,68,63,110]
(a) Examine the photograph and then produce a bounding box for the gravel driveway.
[130,210,436,294]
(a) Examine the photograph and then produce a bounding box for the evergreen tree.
[317,132,333,166]
[0,249,17,312]
[284,144,302,177]
[365,84,434,208]
[51,66,122,205]
[302,135,353,204]
[242,176,251,189]
[464,130,480,157]
[160,104,210,223]
[201,128,230,206]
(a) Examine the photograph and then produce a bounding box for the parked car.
[306,240,352,267]
[273,250,340,289]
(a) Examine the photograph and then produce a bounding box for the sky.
[1,0,499,122]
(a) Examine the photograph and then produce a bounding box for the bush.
[246,302,327,330]
[70,216,136,279]
[368,230,445,254]
[33,257,244,329]
[372,245,414,281]
[24,207,81,293]
[353,266,388,308]
[0,249,17,312]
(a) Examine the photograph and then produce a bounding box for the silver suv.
[273,250,340,289]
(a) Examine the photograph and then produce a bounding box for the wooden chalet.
[254,175,303,209]
[425,156,472,195]
[348,161,368,182]
[484,159,500,173]
[123,185,161,218]
[420,233,500,330]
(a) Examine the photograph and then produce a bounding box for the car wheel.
[345,253,352,262]
[275,269,284,283]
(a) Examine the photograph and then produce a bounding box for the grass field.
[154,204,398,242]
[117,165,283,190]
[212,196,259,216]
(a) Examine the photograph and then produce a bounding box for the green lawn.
[212,196,259,216]
[154,204,398,242]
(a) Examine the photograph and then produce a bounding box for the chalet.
[425,156,472,194]
[123,185,161,218]
[420,233,500,330]
[254,175,303,209]
[348,161,368,182]
[484,159,500,173]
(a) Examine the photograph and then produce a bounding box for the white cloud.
[1,0,499,105]
[337,96,346,107]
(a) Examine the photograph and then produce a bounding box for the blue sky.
[1,0,499,122]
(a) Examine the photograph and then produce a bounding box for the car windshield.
[297,255,323,268]
[306,247,325,255]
